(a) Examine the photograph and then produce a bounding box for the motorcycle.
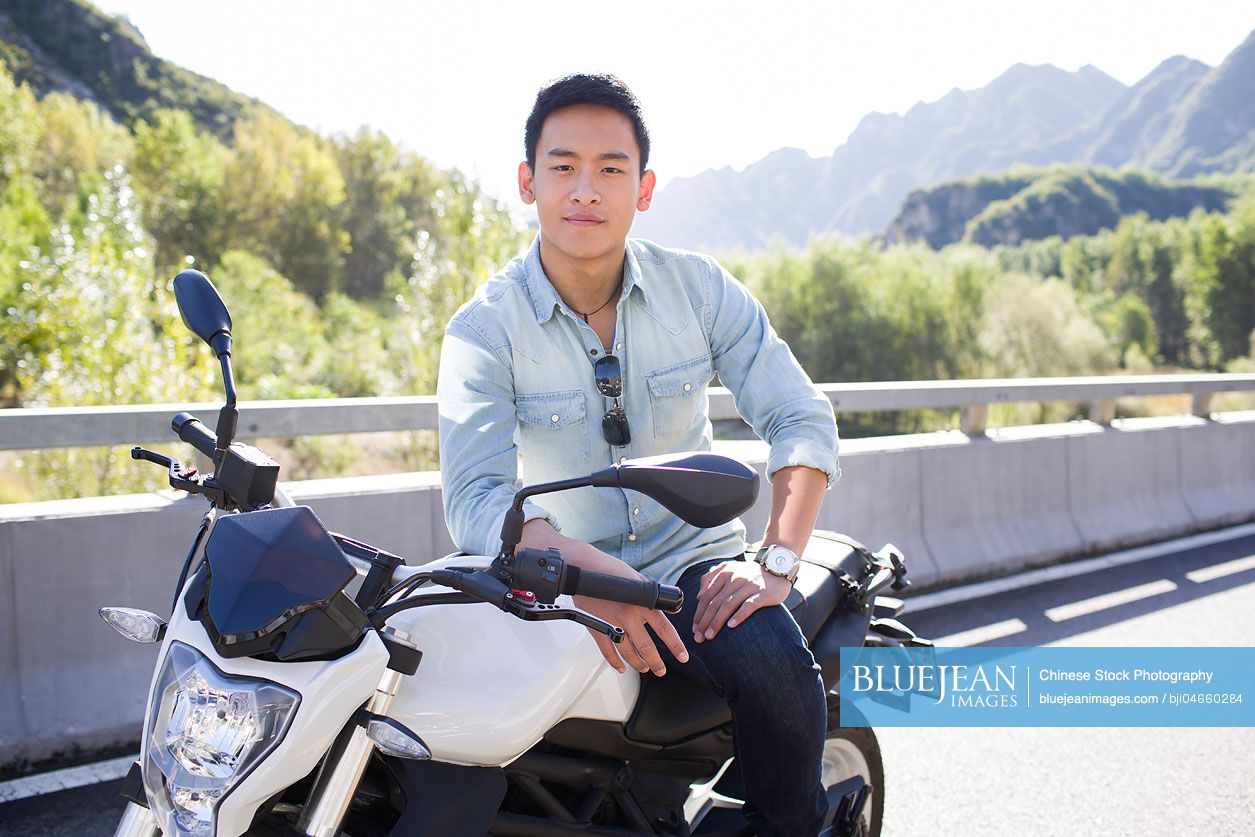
[104,269,931,837]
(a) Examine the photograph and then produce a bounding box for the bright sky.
[94,1,1255,207]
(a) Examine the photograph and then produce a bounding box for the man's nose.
[570,172,600,204]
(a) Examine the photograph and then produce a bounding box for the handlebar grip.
[172,412,218,458]
[562,567,684,613]
[654,584,684,613]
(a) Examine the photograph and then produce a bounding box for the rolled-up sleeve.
[437,316,559,557]
[704,259,840,487]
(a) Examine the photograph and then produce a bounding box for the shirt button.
[628,533,637,541]
[550,414,560,423]
[619,457,627,464]
[632,507,640,516]
[616,342,623,352]
[683,383,692,392]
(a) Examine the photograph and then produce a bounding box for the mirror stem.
[497,475,595,556]
[215,353,239,466]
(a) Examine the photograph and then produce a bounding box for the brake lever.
[131,447,227,506]
[501,593,626,644]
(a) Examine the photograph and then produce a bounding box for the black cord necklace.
[572,277,623,323]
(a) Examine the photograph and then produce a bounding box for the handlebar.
[560,566,684,613]
[172,412,218,459]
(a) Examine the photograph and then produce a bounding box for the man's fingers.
[697,577,748,637]
[693,569,729,635]
[703,586,755,640]
[695,571,734,636]
[591,631,626,674]
[612,630,649,673]
[726,593,763,630]
[626,624,667,676]
[646,609,690,664]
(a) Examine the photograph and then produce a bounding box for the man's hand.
[693,560,792,643]
[517,518,688,676]
[573,562,690,677]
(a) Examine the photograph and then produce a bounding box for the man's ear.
[637,169,657,212]
[518,161,536,205]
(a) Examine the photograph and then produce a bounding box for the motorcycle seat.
[626,532,865,746]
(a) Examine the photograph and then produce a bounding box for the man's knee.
[696,605,821,700]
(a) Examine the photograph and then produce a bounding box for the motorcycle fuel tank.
[386,555,641,767]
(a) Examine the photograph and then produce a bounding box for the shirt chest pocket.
[516,389,590,465]
[645,355,713,438]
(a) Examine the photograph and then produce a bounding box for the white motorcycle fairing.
[385,553,642,767]
[141,602,389,837]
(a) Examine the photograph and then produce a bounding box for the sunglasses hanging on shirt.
[594,354,630,447]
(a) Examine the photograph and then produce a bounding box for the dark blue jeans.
[657,558,828,836]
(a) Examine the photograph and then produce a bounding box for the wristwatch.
[755,543,801,585]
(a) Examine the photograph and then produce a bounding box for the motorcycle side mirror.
[499,452,760,555]
[589,452,760,529]
[173,269,233,358]
[172,269,239,459]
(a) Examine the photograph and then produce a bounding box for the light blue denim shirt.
[437,236,839,585]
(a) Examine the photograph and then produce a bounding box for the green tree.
[8,168,214,498]
[209,250,332,400]
[130,109,227,273]
[979,274,1115,378]
[388,174,527,394]
[0,61,40,192]
[220,113,348,298]
[0,173,52,404]
[29,92,131,220]
[335,128,441,299]
[1196,198,1255,363]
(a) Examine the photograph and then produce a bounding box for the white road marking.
[933,617,1029,646]
[1043,579,1178,623]
[1185,553,1255,583]
[0,753,136,804]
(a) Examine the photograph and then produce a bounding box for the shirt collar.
[522,235,650,325]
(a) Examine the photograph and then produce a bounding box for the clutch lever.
[131,447,227,505]
[501,593,627,644]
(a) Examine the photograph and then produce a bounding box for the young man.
[437,74,839,836]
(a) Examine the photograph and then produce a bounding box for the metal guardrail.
[1,374,1253,451]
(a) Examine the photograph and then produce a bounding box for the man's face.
[519,104,656,266]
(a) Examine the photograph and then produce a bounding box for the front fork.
[296,661,405,836]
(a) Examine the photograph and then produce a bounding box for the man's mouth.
[565,214,604,228]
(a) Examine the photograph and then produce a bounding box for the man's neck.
[538,236,626,314]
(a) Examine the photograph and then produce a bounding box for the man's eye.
[603,167,622,174]
[553,165,574,172]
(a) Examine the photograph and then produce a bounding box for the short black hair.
[524,74,650,175]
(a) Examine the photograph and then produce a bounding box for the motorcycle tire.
[824,692,884,837]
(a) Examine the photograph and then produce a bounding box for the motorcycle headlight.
[143,642,299,836]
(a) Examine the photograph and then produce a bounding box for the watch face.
[768,549,788,577]
[768,548,794,574]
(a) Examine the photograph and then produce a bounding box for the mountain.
[634,30,1255,253]
[633,62,1126,251]
[0,0,268,138]
[1079,56,1212,168]
[884,167,1236,248]
[1142,28,1255,176]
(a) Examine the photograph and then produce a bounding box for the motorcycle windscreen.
[202,505,356,643]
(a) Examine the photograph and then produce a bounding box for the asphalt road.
[2,534,1252,836]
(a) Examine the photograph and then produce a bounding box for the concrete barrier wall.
[2,413,1253,766]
